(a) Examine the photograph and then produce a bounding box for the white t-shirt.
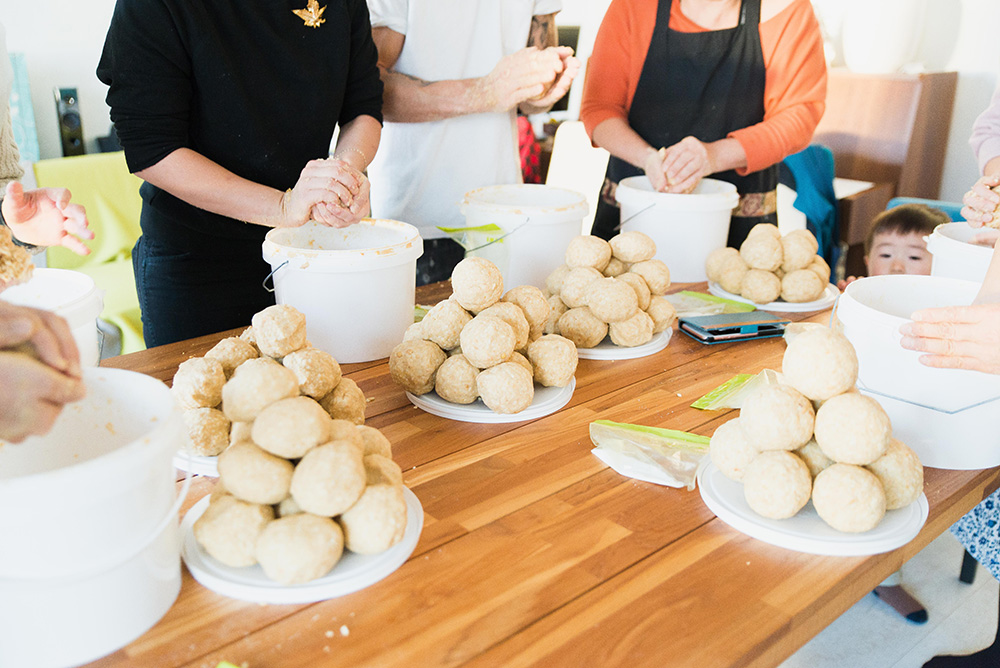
[367,0,562,239]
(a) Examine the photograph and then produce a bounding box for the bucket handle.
[263,261,289,293]
[612,202,656,233]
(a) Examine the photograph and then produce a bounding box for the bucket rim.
[0,268,103,324]
[927,223,994,254]
[262,219,424,270]
[460,184,589,219]
[615,176,740,211]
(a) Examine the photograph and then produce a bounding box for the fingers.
[908,305,987,326]
[0,314,33,348]
[962,176,1000,226]
[0,353,85,442]
[0,304,81,377]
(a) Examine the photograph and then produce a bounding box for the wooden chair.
[544,120,610,235]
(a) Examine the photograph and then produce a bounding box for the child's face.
[865,231,932,277]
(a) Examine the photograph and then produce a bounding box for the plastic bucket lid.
[262,219,423,272]
[460,184,589,226]
[615,176,740,211]
[0,267,103,328]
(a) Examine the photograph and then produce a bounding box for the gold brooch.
[293,0,326,28]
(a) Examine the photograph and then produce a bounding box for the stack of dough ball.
[389,257,578,414]
[704,225,829,304]
[708,328,923,532]
[544,231,675,348]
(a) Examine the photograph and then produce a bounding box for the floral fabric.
[952,487,1000,581]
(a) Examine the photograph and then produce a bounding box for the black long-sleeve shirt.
[98,0,383,239]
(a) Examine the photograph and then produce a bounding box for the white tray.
[697,462,927,556]
[181,487,423,604]
[707,282,839,313]
[406,377,575,424]
[577,328,673,360]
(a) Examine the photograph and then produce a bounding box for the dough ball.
[645,295,677,333]
[251,304,308,359]
[329,419,365,450]
[478,302,530,350]
[615,272,651,311]
[609,230,657,263]
[526,334,578,387]
[339,484,408,555]
[276,495,303,518]
[402,321,426,342]
[477,362,535,414]
[450,257,504,313]
[434,353,480,404]
[364,453,404,486]
[230,420,253,446]
[747,223,781,240]
[255,513,344,585]
[389,339,447,395]
[781,269,825,303]
[172,357,226,409]
[782,327,859,401]
[319,377,367,425]
[585,277,639,323]
[546,263,572,295]
[740,269,781,305]
[460,315,517,369]
[502,285,551,341]
[193,494,274,567]
[603,256,628,278]
[814,393,890,465]
[781,232,818,272]
[205,337,259,378]
[218,441,295,505]
[628,259,671,295]
[743,451,812,520]
[506,350,534,375]
[808,255,831,283]
[705,247,741,283]
[812,464,887,532]
[183,407,231,457]
[739,384,815,451]
[239,326,258,350]
[739,234,783,272]
[717,252,749,294]
[795,439,834,478]
[560,266,604,308]
[565,235,612,271]
[252,396,332,459]
[355,425,392,458]
[865,438,924,510]
[709,418,759,482]
[544,295,568,334]
[221,357,299,422]
[420,300,472,350]
[608,310,655,347]
[557,307,608,348]
[291,441,366,516]
[282,348,342,399]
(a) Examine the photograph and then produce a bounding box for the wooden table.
[93,282,1000,668]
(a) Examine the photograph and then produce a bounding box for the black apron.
[591,0,777,248]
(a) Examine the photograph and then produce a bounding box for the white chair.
[544,121,610,235]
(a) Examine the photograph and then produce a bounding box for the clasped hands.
[643,136,712,194]
[484,45,580,114]
[280,157,370,229]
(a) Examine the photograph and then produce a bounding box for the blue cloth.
[951,488,1000,581]
[781,145,839,267]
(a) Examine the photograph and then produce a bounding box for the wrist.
[333,147,369,172]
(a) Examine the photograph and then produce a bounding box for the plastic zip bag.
[589,420,710,490]
[690,369,781,410]
[664,290,756,318]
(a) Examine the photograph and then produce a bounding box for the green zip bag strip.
[678,290,756,313]
[589,420,710,491]
[689,369,780,411]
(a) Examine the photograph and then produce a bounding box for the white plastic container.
[0,267,104,366]
[0,367,186,668]
[836,275,1000,469]
[614,176,739,283]
[926,222,992,284]
[460,184,589,289]
[262,220,423,363]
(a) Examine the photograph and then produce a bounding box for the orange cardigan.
[580,0,827,175]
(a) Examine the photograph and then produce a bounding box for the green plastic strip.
[591,419,710,448]
[690,374,755,410]
[436,224,503,234]
[678,290,755,313]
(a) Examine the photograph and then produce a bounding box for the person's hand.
[2,182,93,255]
[278,159,365,228]
[899,303,1000,374]
[661,136,712,194]
[971,228,1000,247]
[642,147,669,192]
[837,276,860,291]
[311,160,371,228]
[961,174,1000,228]
[519,49,581,112]
[480,46,574,113]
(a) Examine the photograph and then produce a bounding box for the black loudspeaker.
[54,87,86,157]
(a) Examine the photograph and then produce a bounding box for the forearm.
[984,155,1000,178]
[592,118,658,170]
[975,242,1000,305]
[332,115,381,171]
[380,68,493,123]
[706,137,748,174]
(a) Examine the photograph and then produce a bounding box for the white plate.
[577,328,673,360]
[174,451,219,477]
[406,377,575,424]
[697,462,928,556]
[707,282,839,313]
[181,487,424,604]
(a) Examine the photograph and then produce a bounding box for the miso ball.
[478,302,530,351]
[402,321,425,342]
[255,513,344,585]
[709,418,759,482]
[545,264,572,295]
[329,419,365,450]
[560,266,604,308]
[205,337,259,378]
[557,307,608,348]
[544,295,568,335]
[502,285,551,341]
[319,377,367,425]
[451,257,503,313]
[705,247,740,283]
[229,420,253,446]
[389,339,447,395]
[586,277,639,323]
[276,495,303,518]
[252,396,332,459]
[506,351,534,375]
[782,327,859,402]
[420,300,472,350]
[740,269,781,305]
[608,310,655,347]
[565,235,612,271]
[221,357,299,422]
[252,304,307,359]
[795,439,834,478]
[609,230,657,263]
[814,393,890,465]
[743,451,812,520]
[812,464,886,532]
[865,438,924,510]
[355,425,392,458]
[193,494,274,567]
[808,255,831,283]
[477,362,535,414]
[339,484,408,555]
[526,334,578,387]
[603,256,628,278]
[172,357,226,409]
[460,315,517,369]
[717,253,749,294]
[781,269,825,303]
[218,441,294,505]
[282,348,342,399]
[646,296,677,333]
[739,384,814,451]
[291,441,366,516]
[434,354,480,404]
[747,223,781,240]
[628,259,671,295]
[740,234,782,272]
[364,453,404,486]
[615,272,651,311]
[781,231,818,272]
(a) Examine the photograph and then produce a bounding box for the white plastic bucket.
[615,176,739,283]
[926,222,993,284]
[0,267,104,366]
[262,220,423,363]
[836,275,1000,469]
[460,184,589,289]
[0,367,187,667]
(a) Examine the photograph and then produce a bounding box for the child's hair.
[864,203,952,255]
